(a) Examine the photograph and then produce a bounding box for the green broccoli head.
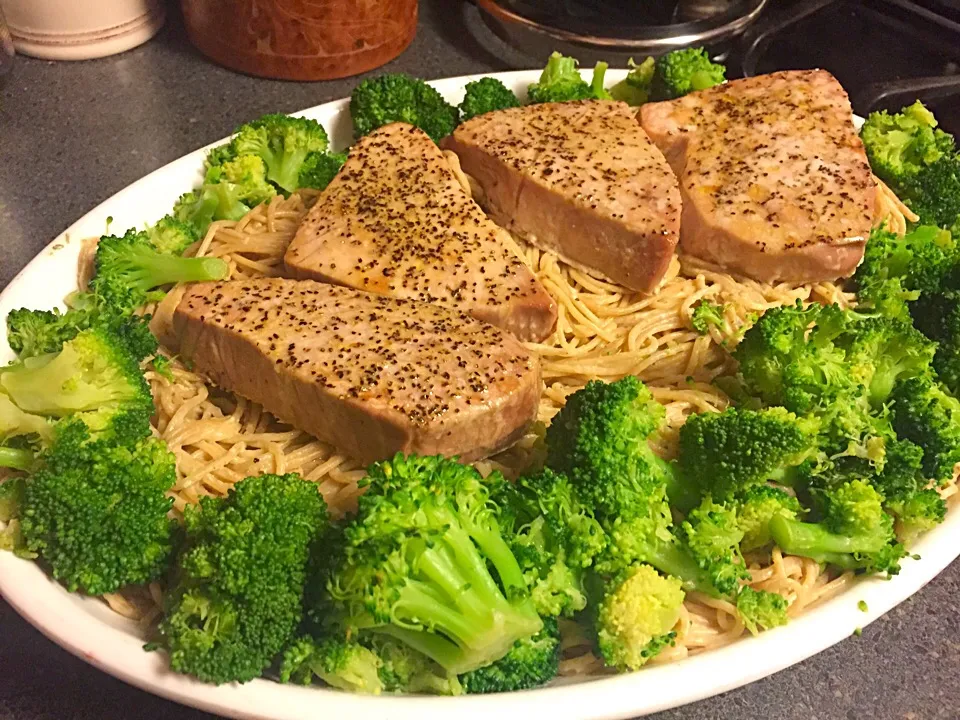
[230,114,330,193]
[855,225,958,301]
[6,307,95,359]
[860,101,954,188]
[350,73,460,143]
[89,228,228,314]
[279,635,383,694]
[651,48,726,101]
[690,299,726,335]
[593,563,683,672]
[365,635,462,695]
[147,215,200,256]
[609,57,656,106]
[736,485,801,552]
[459,77,521,122]
[736,587,788,635]
[527,53,611,104]
[912,289,960,398]
[459,617,560,693]
[678,497,750,597]
[498,467,606,618]
[19,419,177,595]
[298,151,347,191]
[206,155,277,207]
[839,315,935,407]
[901,156,960,235]
[321,454,541,676]
[891,375,960,484]
[160,473,328,685]
[678,407,820,498]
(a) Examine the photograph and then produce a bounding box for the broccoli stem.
[642,539,721,596]
[120,246,228,290]
[769,514,887,566]
[0,447,35,471]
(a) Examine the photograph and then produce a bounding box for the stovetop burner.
[476,0,960,132]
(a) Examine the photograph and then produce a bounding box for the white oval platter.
[0,69,956,720]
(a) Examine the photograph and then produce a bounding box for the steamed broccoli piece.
[320,454,542,676]
[901,156,960,234]
[0,478,29,554]
[546,377,720,597]
[145,215,201,256]
[497,467,606,618]
[912,289,960,396]
[459,617,560,693]
[298,151,347,191]
[891,375,960,484]
[90,228,228,313]
[205,156,277,207]
[174,185,247,235]
[678,407,820,499]
[609,57,656,106]
[769,479,905,574]
[733,301,858,415]
[690,299,726,335]
[360,635,462,695]
[0,328,153,421]
[279,636,383,694]
[870,437,946,543]
[527,53,611,104]
[736,587,788,635]
[229,114,330,193]
[592,563,683,672]
[159,473,327,685]
[855,225,958,300]
[350,73,459,143]
[839,316,936,407]
[459,78,521,121]
[678,497,750,595]
[736,485,802,552]
[6,307,94,359]
[651,48,726,101]
[19,418,177,594]
[860,101,955,188]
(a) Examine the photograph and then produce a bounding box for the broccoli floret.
[901,156,960,235]
[855,225,958,300]
[912,289,960,396]
[679,407,820,499]
[459,78,521,121]
[769,479,905,574]
[174,185,247,236]
[527,53,611,104]
[690,299,726,335]
[891,375,960,484]
[279,636,383,694]
[159,473,327,685]
[229,114,330,193]
[0,478,31,555]
[146,215,201,256]
[89,228,228,314]
[19,419,177,594]
[0,394,53,455]
[736,485,802,552]
[320,454,542,676]
[839,316,936,407]
[350,73,460,143]
[678,497,750,596]
[736,586,788,635]
[497,467,606,618]
[205,155,277,208]
[6,307,93,359]
[459,617,560,693]
[546,377,720,596]
[592,563,683,672]
[365,635,462,695]
[860,101,954,188]
[298,151,347,191]
[651,48,726,101]
[734,301,859,415]
[609,57,656,106]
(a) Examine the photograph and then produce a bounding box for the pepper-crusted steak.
[639,69,875,283]
[167,278,542,464]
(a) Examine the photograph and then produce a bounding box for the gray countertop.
[0,3,958,719]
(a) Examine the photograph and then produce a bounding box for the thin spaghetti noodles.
[113,168,953,677]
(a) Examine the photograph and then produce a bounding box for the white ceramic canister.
[2,0,165,60]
